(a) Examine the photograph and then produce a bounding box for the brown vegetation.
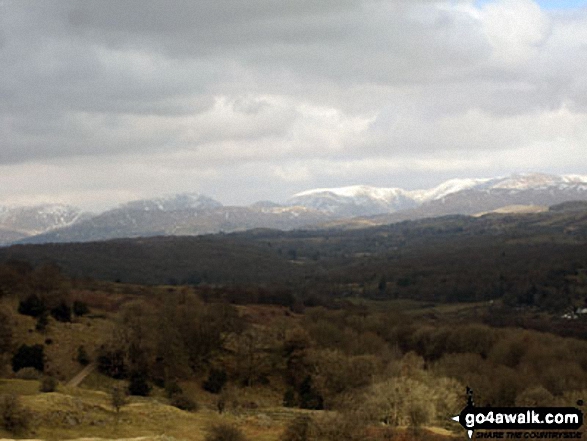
[0,210,587,440]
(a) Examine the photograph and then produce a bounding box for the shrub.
[283,388,296,407]
[97,347,126,379]
[50,301,71,322]
[35,312,49,332]
[0,394,30,435]
[39,376,58,393]
[128,371,151,396]
[76,346,90,366]
[298,376,323,410]
[365,377,438,427]
[73,300,89,316]
[18,294,45,318]
[170,393,199,412]
[515,386,555,407]
[0,309,12,354]
[205,423,248,441]
[408,401,432,428]
[165,379,183,398]
[203,368,227,394]
[12,344,44,373]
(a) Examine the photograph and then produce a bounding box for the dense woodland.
[3,206,587,314]
[0,207,587,440]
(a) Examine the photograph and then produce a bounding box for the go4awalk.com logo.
[452,388,584,439]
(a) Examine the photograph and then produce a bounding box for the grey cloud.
[2,112,174,164]
[28,0,491,84]
[1,0,587,205]
[64,0,360,40]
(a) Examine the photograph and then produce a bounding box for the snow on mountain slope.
[409,178,493,202]
[19,201,335,244]
[294,185,406,200]
[0,204,84,235]
[120,193,223,212]
[0,203,87,245]
[489,173,587,190]
[287,179,492,216]
[288,185,418,217]
[287,173,587,217]
[7,172,587,245]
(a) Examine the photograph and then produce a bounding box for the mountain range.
[3,172,587,245]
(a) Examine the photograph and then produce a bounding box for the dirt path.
[66,362,96,387]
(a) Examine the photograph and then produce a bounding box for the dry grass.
[0,379,309,441]
[0,380,461,441]
[5,304,116,382]
[44,317,116,381]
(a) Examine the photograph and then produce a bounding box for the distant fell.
[5,172,587,245]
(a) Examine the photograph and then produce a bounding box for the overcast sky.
[2,0,587,211]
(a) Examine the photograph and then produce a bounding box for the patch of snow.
[409,178,494,202]
[293,185,405,201]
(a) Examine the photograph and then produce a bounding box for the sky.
[479,0,587,9]
[2,0,587,211]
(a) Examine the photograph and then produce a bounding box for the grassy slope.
[0,379,459,440]
[0,378,320,441]
[0,300,306,441]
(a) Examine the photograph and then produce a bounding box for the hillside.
[0,280,469,441]
[0,271,585,440]
[1,207,587,440]
[19,206,333,246]
[0,205,86,245]
[2,205,587,318]
[6,173,587,246]
[1,235,299,286]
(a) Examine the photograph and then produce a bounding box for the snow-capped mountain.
[120,193,223,212]
[18,196,335,244]
[287,173,587,217]
[288,185,419,217]
[488,173,587,191]
[286,178,498,216]
[1,204,84,232]
[409,178,492,202]
[7,173,587,245]
[0,204,86,244]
